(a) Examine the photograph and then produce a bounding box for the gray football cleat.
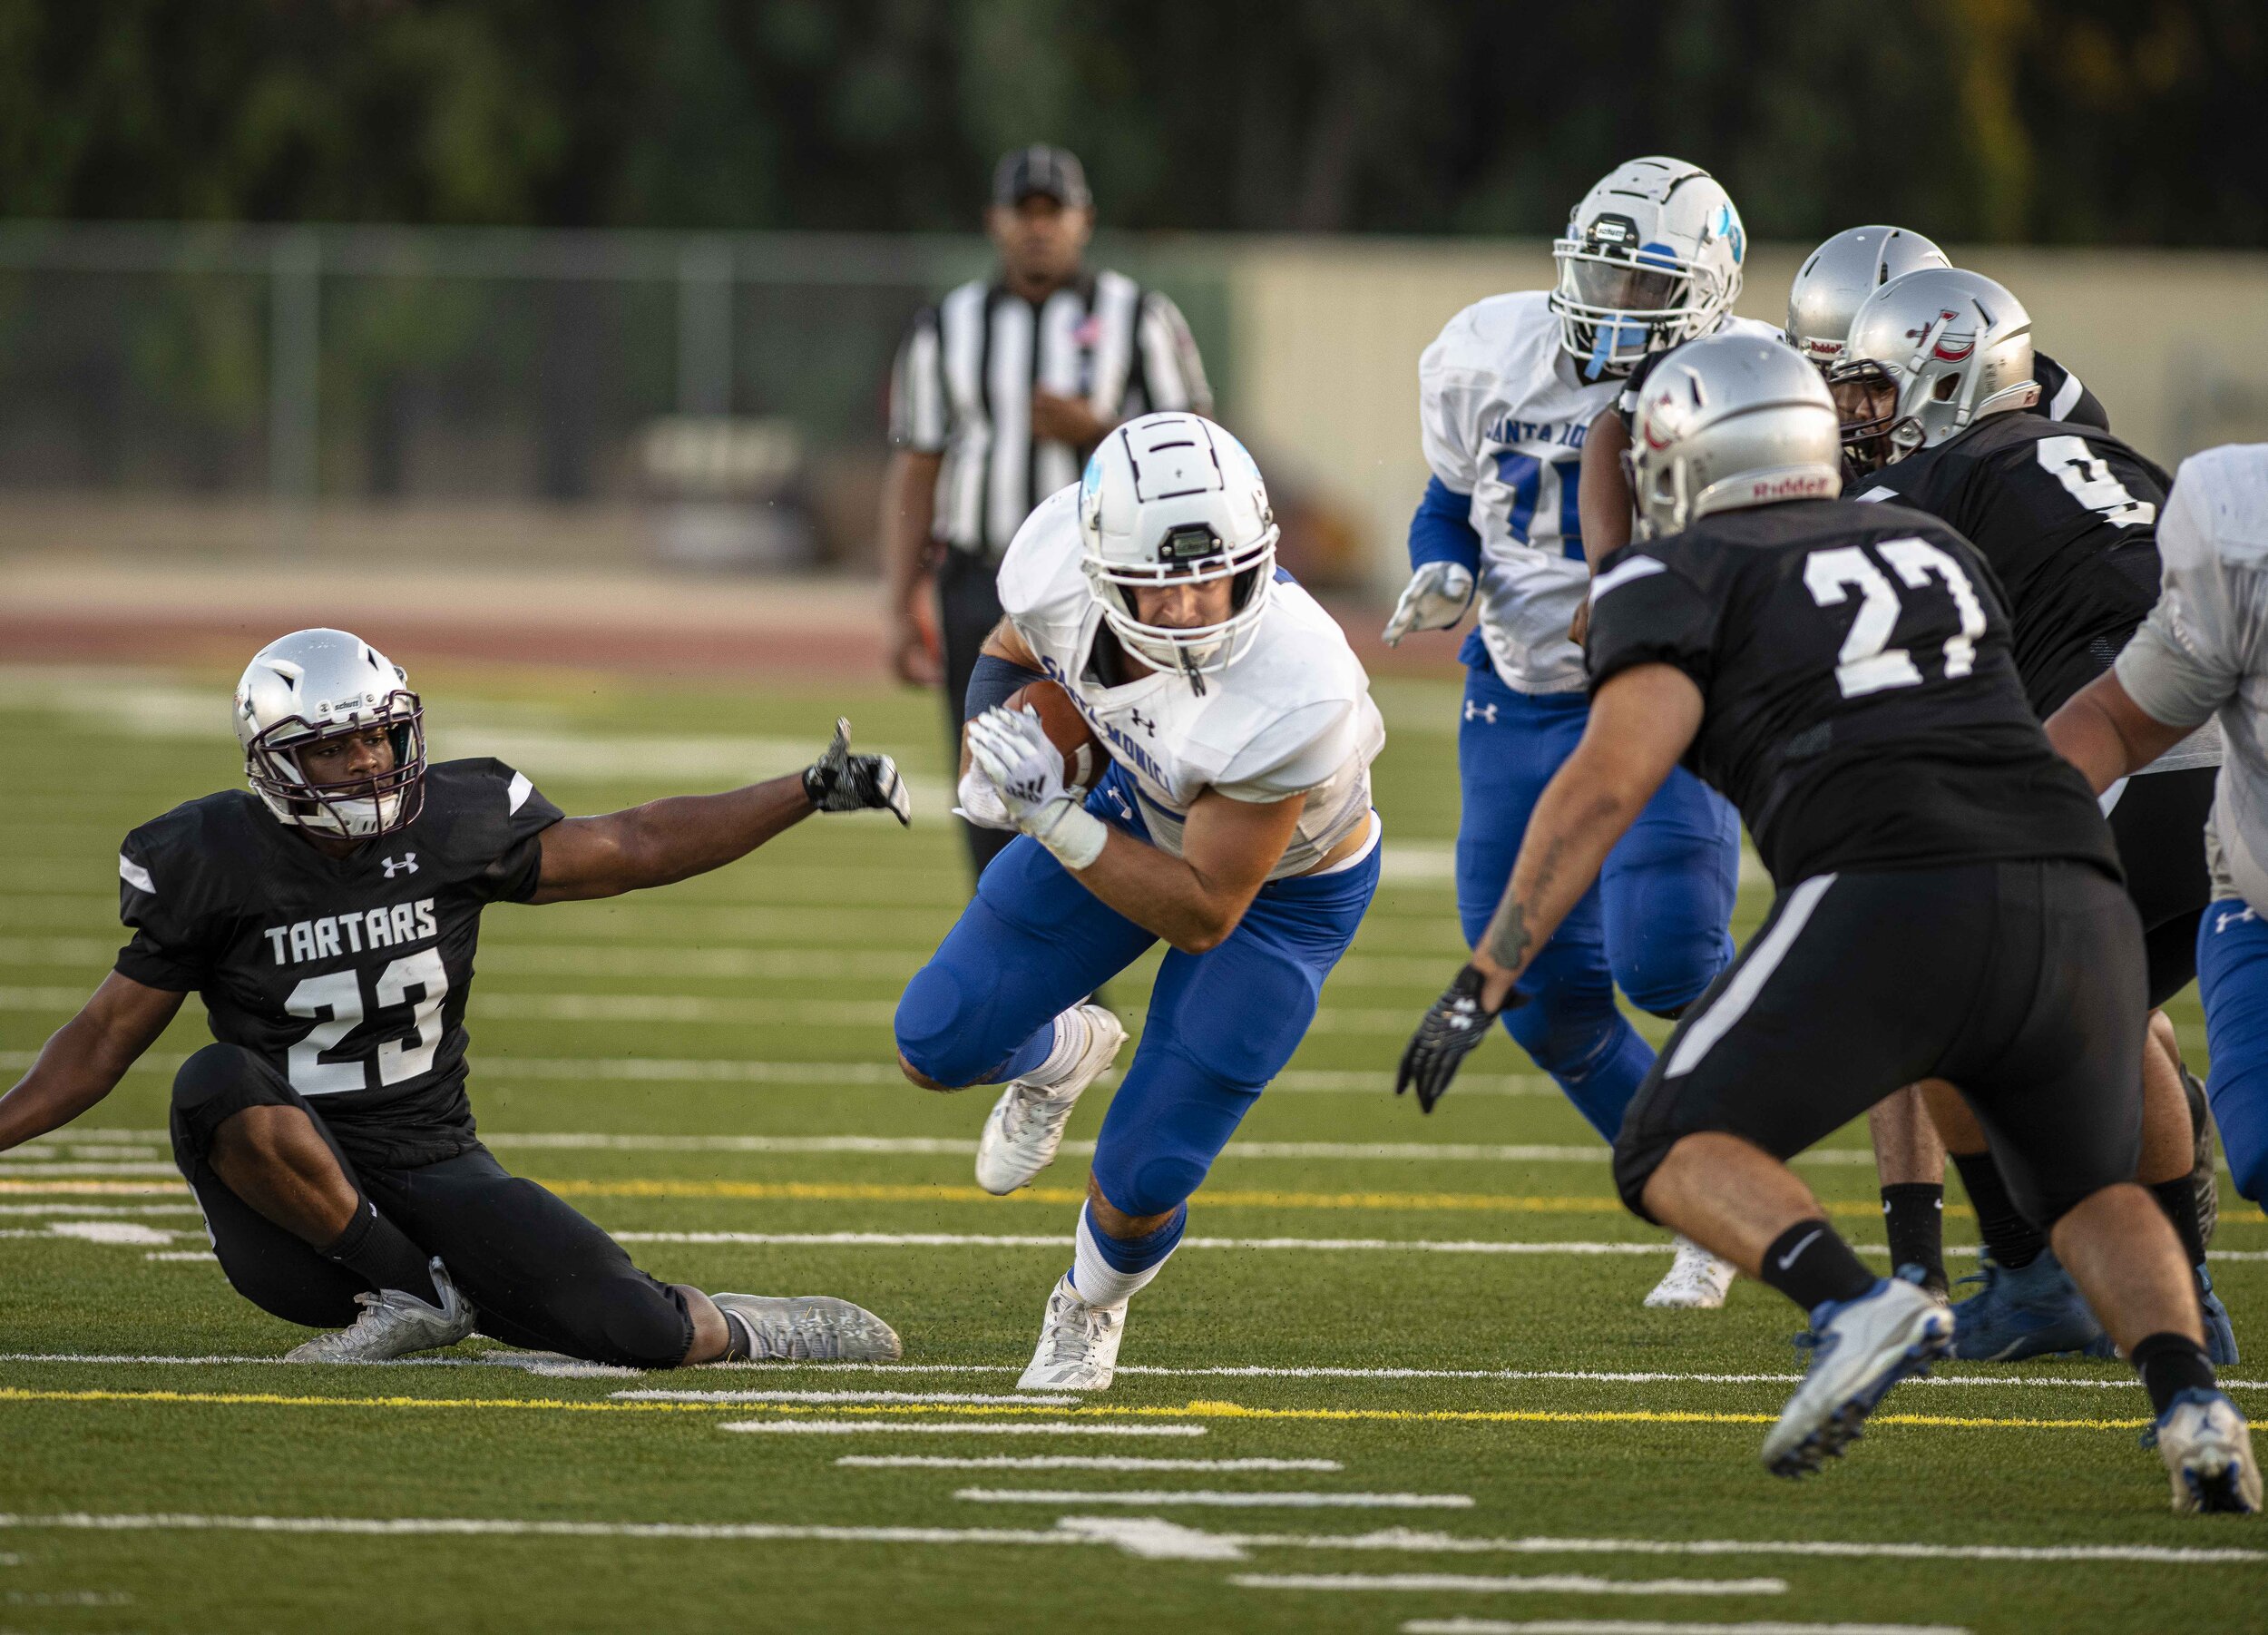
[2185,1064,2219,1249]
[975,1004,1127,1195]
[1763,1277,1952,1477]
[2155,1388,2263,1515]
[1018,1274,1126,1392]
[711,1293,903,1362]
[1644,1235,1738,1309]
[285,1258,475,1364]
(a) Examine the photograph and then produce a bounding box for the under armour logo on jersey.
[1129,708,1158,739]
[2217,905,2259,935]
[381,853,419,878]
[1463,700,1498,724]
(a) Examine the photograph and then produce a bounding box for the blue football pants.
[1455,666,1740,1141]
[895,770,1381,1218]
[2198,897,2268,1209]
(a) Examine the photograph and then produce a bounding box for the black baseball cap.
[992,145,1090,210]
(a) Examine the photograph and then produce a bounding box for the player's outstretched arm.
[528,720,911,905]
[964,703,1301,953]
[1398,664,1700,1110]
[2044,667,2204,796]
[0,973,184,1152]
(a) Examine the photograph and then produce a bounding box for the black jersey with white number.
[1852,413,2168,717]
[114,759,563,1168]
[1586,498,2120,889]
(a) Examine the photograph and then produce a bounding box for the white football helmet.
[1625,334,1843,539]
[234,628,426,838]
[1785,225,1950,365]
[1550,157,1746,380]
[1830,266,2038,470]
[1078,412,1278,685]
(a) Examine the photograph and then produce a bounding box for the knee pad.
[1501,987,1622,1082]
[1607,913,1732,1017]
[1090,1041,1256,1219]
[894,959,990,1088]
[169,1044,298,1168]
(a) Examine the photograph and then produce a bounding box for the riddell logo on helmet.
[1748,474,1835,502]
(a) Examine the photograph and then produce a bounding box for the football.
[1002,678,1109,794]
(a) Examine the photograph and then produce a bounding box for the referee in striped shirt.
[882,143,1212,877]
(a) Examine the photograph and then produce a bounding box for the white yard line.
[1231,1572,1785,1596]
[719,1420,1207,1437]
[0,1511,1077,1548]
[616,1389,1074,1406]
[4,1351,2262,1395]
[0,1052,1559,1096]
[1402,1622,1968,1635]
[602,1232,1680,1257]
[836,1455,1342,1472]
[956,1489,1475,1511]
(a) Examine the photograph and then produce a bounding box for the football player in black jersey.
[0,628,914,1368]
[1399,336,2257,1511]
[1831,265,2229,1366]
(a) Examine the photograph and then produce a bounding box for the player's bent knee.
[1096,1154,1209,1221]
[1503,996,1619,1080]
[893,961,992,1089]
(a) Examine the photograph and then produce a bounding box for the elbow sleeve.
[965,651,1049,722]
[1408,477,1482,573]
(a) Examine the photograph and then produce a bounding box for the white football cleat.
[975,1004,1127,1195]
[1762,1277,1952,1477]
[710,1293,903,1362]
[2156,1389,2263,1514]
[1645,1236,1738,1309]
[285,1258,475,1364]
[1017,1274,1124,1392]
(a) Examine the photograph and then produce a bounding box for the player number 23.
[283,949,449,1096]
[1803,538,1988,700]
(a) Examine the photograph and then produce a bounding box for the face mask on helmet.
[244,703,427,838]
[1085,516,1278,684]
[1549,169,1745,381]
[1823,357,1920,474]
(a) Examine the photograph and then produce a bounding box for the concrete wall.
[1218,239,2268,592]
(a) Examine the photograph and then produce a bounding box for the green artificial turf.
[0,665,2256,1634]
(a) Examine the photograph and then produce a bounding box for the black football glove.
[803,718,912,826]
[1395,963,1523,1114]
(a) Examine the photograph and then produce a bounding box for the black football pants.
[1614,859,2147,1231]
[169,1044,695,1367]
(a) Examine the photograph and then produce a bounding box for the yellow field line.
[524,1179,1977,1222]
[0,1387,2148,1432]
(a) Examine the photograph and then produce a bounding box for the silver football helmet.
[234,628,426,838]
[1785,226,1950,365]
[1079,412,1277,686]
[1624,334,1843,539]
[1830,266,2039,471]
[1550,156,1746,380]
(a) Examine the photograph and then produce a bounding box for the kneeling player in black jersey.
[1399,337,2258,1512]
[1831,265,2227,1363]
[0,628,913,1368]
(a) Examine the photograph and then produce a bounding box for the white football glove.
[1381,561,1476,646]
[953,762,1017,831]
[964,706,1071,828]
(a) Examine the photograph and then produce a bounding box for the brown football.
[1002,679,1109,794]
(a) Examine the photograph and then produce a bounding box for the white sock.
[1070,1205,1174,1310]
[1018,1008,1092,1094]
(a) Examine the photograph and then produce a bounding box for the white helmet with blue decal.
[1549,156,1746,381]
[1078,412,1279,683]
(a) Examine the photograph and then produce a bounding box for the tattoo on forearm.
[1483,830,1576,973]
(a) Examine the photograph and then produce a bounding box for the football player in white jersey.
[1383,157,1769,1309]
[894,412,1385,1390]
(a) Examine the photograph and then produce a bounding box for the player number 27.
[1803,537,1987,700]
[284,949,449,1096]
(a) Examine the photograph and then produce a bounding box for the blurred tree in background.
[0,0,2256,241]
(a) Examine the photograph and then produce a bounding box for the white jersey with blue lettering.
[1419,290,1781,692]
[997,486,1386,880]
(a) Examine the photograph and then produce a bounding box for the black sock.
[716,1306,756,1361]
[2132,1331,2217,1417]
[321,1198,440,1305]
[1758,1219,1879,1316]
[2148,1176,2211,1272]
[1950,1150,2047,1269]
[1880,1183,1947,1293]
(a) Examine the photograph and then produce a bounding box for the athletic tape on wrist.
[1032,798,1109,870]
